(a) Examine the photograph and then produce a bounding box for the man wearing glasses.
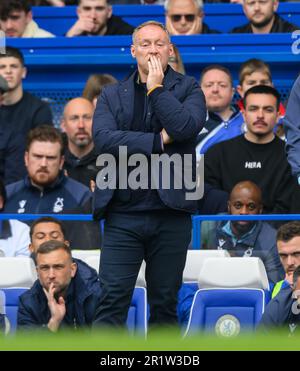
[165,0,220,35]
[231,0,298,33]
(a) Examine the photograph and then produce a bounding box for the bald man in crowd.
[205,180,284,284]
[178,180,284,326]
[61,97,98,188]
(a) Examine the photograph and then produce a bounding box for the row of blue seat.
[31,3,300,35]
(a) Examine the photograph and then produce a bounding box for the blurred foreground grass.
[0,328,299,351]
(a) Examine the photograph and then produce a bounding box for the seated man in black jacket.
[66,0,134,37]
[231,0,298,33]
[18,240,101,332]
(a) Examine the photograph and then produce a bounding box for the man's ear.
[59,155,65,170]
[25,11,33,25]
[71,262,77,278]
[131,45,136,59]
[227,201,231,214]
[107,5,113,19]
[236,85,244,98]
[22,67,27,80]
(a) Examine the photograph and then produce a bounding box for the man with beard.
[231,0,298,33]
[61,97,97,188]
[3,125,91,214]
[17,240,101,331]
[66,0,134,37]
[177,181,284,326]
[204,85,297,214]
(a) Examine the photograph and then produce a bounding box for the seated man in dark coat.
[18,240,101,331]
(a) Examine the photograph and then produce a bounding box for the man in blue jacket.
[92,20,206,327]
[18,240,100,331]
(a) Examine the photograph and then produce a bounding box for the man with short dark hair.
[17,240,101,331]
[0,47,53,139]
[231,0,298,33]
[204,85,296,214]
[66,0,134,37]
[271,222,300,299]
[0,0,55,37]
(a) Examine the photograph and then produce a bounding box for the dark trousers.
[94,211,191,327]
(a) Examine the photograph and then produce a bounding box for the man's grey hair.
[132,21,171,44]
[164,0,203,12]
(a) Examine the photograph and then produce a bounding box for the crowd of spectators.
[0,0,299,334]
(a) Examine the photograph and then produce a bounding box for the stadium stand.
[31,3,300,35]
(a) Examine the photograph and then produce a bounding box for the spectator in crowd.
[0,76,26,184]
[0,179,30,257]
[3,125,91,214]
[237,59,273,101]
[92,21,206,327]
[236,58,285,116]
[109,0,165,4]
[204,85,296,214]
[61,97,98,188]
[17,240,101,331]
[272,222,300,298]
[284,75,300,181]
[197,64,244,154]
[0,47,53,138]
[168,45,185,75]
[28,0,78,5]
[66,0,134,37]
[231,0,298,33]
[82,74,117,108]
[204,181,284,283]
[0,0,55,38]
[178,180,284,326]
[259,265,300,332]
[165,0,221,35]
[236,58,286,139]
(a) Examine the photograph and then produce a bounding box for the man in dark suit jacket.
[231,0,298,33]
[92,20,206,327]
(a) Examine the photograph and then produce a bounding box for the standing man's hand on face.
[147,55,164,91]
[44,283,66,332]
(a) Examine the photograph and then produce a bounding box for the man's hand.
[66,16,96,37]
[46,0,65,6]
[146,55,164,91]
[44,283,66,332]
[166,15,202,35]
[161,128,173,145]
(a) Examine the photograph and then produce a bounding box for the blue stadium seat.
[126,287,148,337]
[2,286,147,336]
[2,288,28,334]
[185,288,265,337]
